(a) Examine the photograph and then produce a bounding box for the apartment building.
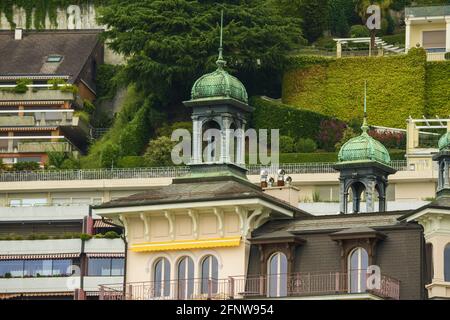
[0,30,104,166]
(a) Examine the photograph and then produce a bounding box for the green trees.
[97,0,303,103]
[144,136,176,167]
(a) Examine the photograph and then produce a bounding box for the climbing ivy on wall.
[0,0,107,29]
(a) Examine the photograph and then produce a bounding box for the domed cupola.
[333,81,396,214]
[338,119,391,165]
[438,131,450,151]
[191,58,248,104]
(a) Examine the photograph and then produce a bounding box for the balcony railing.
[405,5,450,18]
[17,141,71,153]
[99,272,400,300]
[0,160,421,182]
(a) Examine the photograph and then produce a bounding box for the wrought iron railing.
[99,271,400,300]
[0,160,420,182]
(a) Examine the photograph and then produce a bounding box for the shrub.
[445,52,450,60]
[83,100,96,114]
[80,233,92,241]
[280,136,295,153]
[103,231,120,239]
[425,61,450,117]
[12,161,40,171]
[47,152,67,169]
[60,157,80,169]
[295,138,317,153]
[47,79,66,89]
[14,79,31,94]
[350,25,369,38]
[368,130,406,149]
[157,121,193,137]
[118,156,146,168]
[316,119,347,152]
[144,136,176,167]
[279,152,338,163]
[100,143,120,168]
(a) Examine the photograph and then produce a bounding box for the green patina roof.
[338,119,391,165]
[191,64,248,104]
[438,131,450,150]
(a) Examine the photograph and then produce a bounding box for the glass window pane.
[88,258,111,276]
[445,245,450,281]
[111,258,124,276]
[52,260,72,276]
[0,260,23,277]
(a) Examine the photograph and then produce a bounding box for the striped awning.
[93,219,115,228]
[130,237,242,253]
[0,101,66,106]
[0,293,21,300]
[0,253,79,260]
[20,292,74,297]
[0,126,58,132]
[86,253,124,258]
[85,291,100,296]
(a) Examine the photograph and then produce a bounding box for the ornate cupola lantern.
[334,82,396,214]
[183,11,253,178]
[433,131,450,197]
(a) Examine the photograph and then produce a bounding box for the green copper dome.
[338,120,391,165]
[438,132,450,150]
[191,67,248,103]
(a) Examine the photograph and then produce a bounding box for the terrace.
[0,160,422,182]
[99,271,400,300]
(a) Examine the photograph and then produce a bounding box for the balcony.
[0,89,74,103]
[0,239,82,256]
[0,277,74,294]
[16,141,72,153]
[99,272,400,300]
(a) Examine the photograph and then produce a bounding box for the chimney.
[14,28,23,40]
[277,169,285,187]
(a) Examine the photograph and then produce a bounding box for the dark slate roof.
[0,30,101,82]
[252,210,417,238]
[95,175,310,216]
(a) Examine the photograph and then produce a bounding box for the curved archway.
[153,257,171,297]
[200,255,219,295]
[177,256,194,299]
[345,181,366,213]
[267,252,288,297]
[348,247,369,293]
[202,120,221,162]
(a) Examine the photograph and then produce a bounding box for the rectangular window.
[111,258,125,276]
[0,260,24,277]
[88,258,124,276]
[423,30,446,49]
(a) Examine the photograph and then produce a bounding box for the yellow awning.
[130,236,241,252]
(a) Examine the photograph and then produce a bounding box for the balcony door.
[177,256,194,299]
[154,258,171,298]
[267,252,288,297]
[348,247,369,293]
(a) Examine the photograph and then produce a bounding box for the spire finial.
[216,10,226,69]
[362,80,369,133]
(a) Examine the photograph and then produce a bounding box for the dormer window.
[47,55,63,63]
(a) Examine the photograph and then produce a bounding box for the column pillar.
[405,19,411,53]
[365,180,375,213]
[236,121,246,166]
[339,179,347,214]
[336,41,342,58]
[221,117,231,163]
[191,116,202,164]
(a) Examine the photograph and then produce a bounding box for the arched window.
[444,244,450,282]
[201,255,218,294]
[267,252,288,297]
[177,256,194,299]
[348,247,369,293]
[154,258,170,297]
[202,120,221,162]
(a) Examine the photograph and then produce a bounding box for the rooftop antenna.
[216,10,226,69]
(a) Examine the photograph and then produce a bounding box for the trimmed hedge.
[425,61,450,117]
[282,49,428,128]
[279,150,405,163]
[250,96,330,140]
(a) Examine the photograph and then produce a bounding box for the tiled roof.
[0,30,101,83]
[95,175,309,216]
